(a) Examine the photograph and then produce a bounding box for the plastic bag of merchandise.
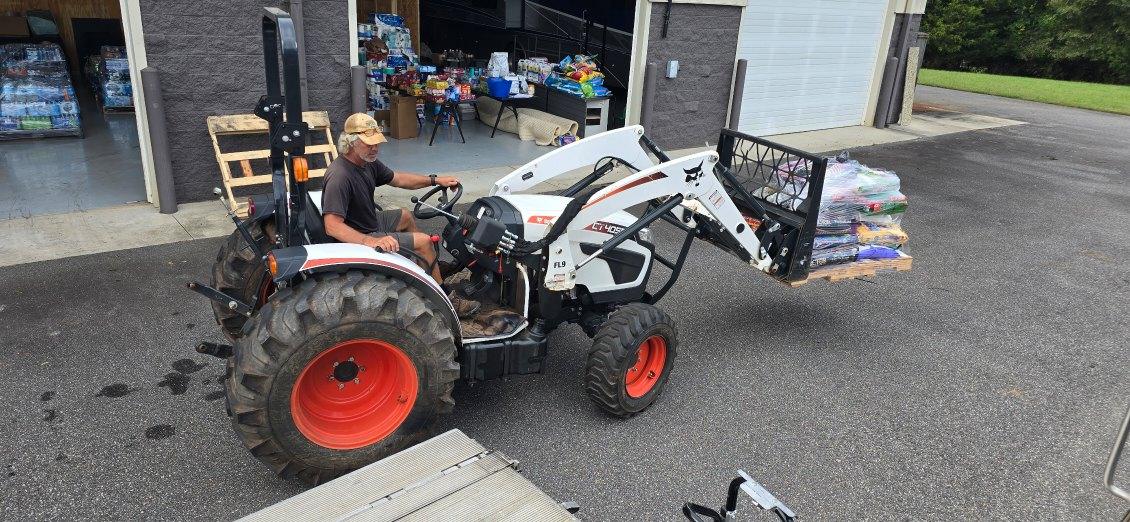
[811,245,857,267]
[488,52,510,78]
[373,13,405,27]
[824,160,900,194]
[854,222,908,248]
[813,233,857,250]
[855,192,908,227]
[817,160,905,227]
[857,245,901,261]
[545,75,583,96]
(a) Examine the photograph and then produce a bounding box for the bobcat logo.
[684,161,705,183]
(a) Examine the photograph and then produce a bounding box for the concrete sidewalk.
[0,108,1022,267]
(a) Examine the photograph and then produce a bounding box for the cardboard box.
[0,16,29,37]
[388,95,418,140]
[373,109,391,131]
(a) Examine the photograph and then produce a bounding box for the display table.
[381,81,475,146]
[426,98,474,146]
[484,93,548,138]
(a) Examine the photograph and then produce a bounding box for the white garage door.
[735,0,888,136]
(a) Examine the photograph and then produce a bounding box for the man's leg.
[401,232,480,319]
[396,209,420,234]
[407,232,442,282]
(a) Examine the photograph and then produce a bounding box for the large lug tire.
[226,271,459,485]
[584,303,678,418]
[210,221,276,341]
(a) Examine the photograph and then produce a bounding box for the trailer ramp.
[240,429,578,521]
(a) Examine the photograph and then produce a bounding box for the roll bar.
[258,7,309,248]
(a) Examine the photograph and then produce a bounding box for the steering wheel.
[412,183,463,220]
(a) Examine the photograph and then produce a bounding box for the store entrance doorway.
[0,2,145,219]
[351,0,636,177]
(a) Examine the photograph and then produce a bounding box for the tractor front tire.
[226,271,459,485]
[211,221,276,341]
[584,303,678,418]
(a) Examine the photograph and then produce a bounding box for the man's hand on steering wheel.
[434,175,460,188]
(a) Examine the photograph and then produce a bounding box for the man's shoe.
[448,291,481,319]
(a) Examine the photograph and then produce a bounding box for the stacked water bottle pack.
[0,43,82,139]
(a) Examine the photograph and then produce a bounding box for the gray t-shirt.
[320,156,395,234]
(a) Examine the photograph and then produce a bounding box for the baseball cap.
[343,113,387,145]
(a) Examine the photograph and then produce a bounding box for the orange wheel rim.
[625,335,667,399]
[291,339,418,450]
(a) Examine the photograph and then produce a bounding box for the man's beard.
[361,150,378,162]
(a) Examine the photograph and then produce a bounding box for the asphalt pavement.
[1,87,1128,520]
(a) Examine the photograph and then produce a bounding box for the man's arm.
[323,213,399,252]
[389,172,460,190]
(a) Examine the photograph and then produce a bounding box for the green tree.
[921,0,1128,84]
[1026,0,1130,83]
[921,0,991,70]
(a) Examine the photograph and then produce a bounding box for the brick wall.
[644,3,740,150]
[139,1,351,202]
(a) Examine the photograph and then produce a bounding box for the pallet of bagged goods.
[786,158,912,287]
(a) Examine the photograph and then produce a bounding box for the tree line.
[921,0,1130,84]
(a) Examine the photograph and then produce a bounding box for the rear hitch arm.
[196,342,234,359]
[186,281,253,317]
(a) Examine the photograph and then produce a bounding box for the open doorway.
[352,0,637,175]
[0,1,145,219]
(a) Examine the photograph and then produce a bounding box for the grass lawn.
[918,69,1130,116]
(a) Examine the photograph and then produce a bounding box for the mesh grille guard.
[715,129,828,282]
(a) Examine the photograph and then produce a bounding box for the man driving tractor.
[322,113,480,317]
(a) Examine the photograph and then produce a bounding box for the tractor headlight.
[637,227,653,244]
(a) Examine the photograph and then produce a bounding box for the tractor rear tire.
[584,303,677,418]
[226,271,459,485]
[210,221,275,341]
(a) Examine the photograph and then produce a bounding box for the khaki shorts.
[368,209,416,251]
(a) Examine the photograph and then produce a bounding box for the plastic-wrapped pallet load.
[810,159,909,267]
[0,43,81,139]
[84,46,133,110]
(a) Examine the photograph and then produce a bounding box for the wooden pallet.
[786,252,913,287]
[207,111,337,217]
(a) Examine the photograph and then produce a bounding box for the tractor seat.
[302,190,335,244]
[299,190,388,245]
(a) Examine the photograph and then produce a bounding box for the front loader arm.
[489,125,656,196]
[543,151,773,291]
